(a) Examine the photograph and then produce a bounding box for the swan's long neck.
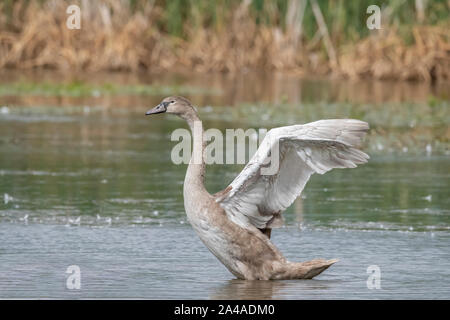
[184,113,207,195]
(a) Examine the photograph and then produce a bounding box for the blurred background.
[0,0,449,299]
[0,0,449,80]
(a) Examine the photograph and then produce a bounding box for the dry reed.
[0,0,448,81]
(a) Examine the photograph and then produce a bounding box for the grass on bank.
[0,81,220,97]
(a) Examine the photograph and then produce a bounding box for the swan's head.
[145,96,196,117]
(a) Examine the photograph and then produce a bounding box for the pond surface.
[0,71,449,299]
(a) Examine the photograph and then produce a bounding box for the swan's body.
[146,96,369,280]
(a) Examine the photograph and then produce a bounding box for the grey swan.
[146,96,369,280]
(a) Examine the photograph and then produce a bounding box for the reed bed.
[0,0,448,81]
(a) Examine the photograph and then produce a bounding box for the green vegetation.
[0,81,220,97]
[131,0,449,41]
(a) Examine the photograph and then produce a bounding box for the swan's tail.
[272,259,338,280]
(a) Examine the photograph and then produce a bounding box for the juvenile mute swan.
[146,96,369,280]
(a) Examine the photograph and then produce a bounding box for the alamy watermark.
[366,265,381,289]
[66,265,81,290]
[170,122,280,175]
[367,5,381,30]
[66,5,81,29]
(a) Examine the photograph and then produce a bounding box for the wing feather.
[215,119,369,230]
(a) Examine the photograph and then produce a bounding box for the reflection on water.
[0,71,449,299]
[1,70,449,108]
[210,278,338,300]
[211,280,291,300]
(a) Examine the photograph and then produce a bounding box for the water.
[0,71,449,299]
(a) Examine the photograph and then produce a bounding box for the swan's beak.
[145,103,166,116]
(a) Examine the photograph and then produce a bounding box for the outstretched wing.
[215,119,369,230]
